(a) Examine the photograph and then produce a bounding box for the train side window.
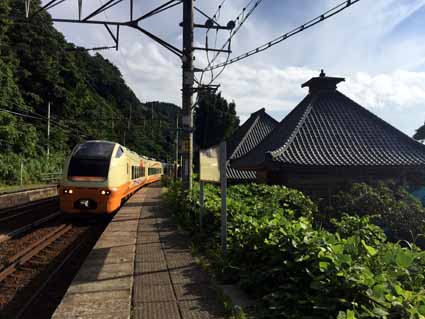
[115,147,124,158]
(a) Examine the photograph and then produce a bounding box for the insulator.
[227,20,236,30]
[205,19,214,28]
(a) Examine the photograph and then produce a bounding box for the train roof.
[83,140,117,145]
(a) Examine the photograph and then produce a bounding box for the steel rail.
[14,237,86,319]
[0,224,72,282]
[0,211,62,244]
[0,197,58,221]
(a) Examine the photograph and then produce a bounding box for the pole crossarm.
[47,19,182,56]
[30,0,66,18]
[193,6,221,27]
[24,0,184,56]
[134,0,182,23]
[193,46,230,53]
[83,0,125,21]
[133,25,182,57]
[104,24,120,50]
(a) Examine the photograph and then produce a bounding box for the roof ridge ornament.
[302,70,345,93]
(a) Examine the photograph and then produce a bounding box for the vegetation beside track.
[0,0,240,187]
[0,0,181,185]
[164,181,425,319]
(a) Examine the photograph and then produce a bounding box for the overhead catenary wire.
[205,0,362,71]
[211,0,227,22]
[207,0,264,66]
[202,0,228,82]
[0,107,90,138]
[200,0,264,85]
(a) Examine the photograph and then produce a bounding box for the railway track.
[0,191,111,318]
[13,236,85,319]
[0,216,110,319]
[0,211,62,244]
[0,197,61,244]
[0,224,72,282]
[0,197,58,221]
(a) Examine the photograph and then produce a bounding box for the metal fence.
[40,172,63,184]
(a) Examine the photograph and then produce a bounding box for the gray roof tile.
[226,108,277,180]
[232,73,425,170]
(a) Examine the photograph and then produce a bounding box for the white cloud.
[44,0,425,136]
[340,70,425,110]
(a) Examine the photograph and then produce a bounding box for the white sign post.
[199,181,204,230]
[199,141,227,253]
[219,142,227,253]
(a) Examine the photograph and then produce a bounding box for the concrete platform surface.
[53,183,225,319]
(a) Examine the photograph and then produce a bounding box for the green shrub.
[328,182,425,244]
[164,181,425,318]
[0,151,64,185]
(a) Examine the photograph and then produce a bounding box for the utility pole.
[151,102,154,136]
[47,101,51,163]
[182,0,194,190]
[175,116,179,180]
[23,0,234,191]
[128,105,132,130]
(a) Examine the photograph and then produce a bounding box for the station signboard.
[199,145,221,183]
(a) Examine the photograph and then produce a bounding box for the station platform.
[52,182,225,319]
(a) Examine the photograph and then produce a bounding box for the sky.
[44,0,425,136]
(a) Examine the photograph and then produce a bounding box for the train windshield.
[68,142,115,181]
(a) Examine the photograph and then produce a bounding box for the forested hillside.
[0,0,180,184]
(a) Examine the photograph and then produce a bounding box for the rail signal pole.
[175,116,179,180]
[47,101,51,163]
[182,0,194,190]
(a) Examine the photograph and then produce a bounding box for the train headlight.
[100,190,111,196]
[63,188,74,195]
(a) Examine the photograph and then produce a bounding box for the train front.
[59,141,121,214]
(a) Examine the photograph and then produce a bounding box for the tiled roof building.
[231,71,425,194]
[226,108,278,182]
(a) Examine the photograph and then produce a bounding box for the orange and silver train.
[59,140,165,214]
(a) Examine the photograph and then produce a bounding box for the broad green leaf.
[347,310,356,319]
[319,261,329,271]
[361,240,377,256]
[393,284,404,296]
[395,250,414,268]
[372,307,389,316]
[372,284,388,299]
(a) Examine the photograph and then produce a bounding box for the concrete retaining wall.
[0,186,58,210]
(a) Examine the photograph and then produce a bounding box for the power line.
[0,107,90,138]
[205,0,362,71]
[211,0,227,22]
[209,0,263,66]
[200,0,263,84]
[0,108,45,121]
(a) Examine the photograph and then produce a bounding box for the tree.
[0,0,182,184]
[194,92,239,149]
